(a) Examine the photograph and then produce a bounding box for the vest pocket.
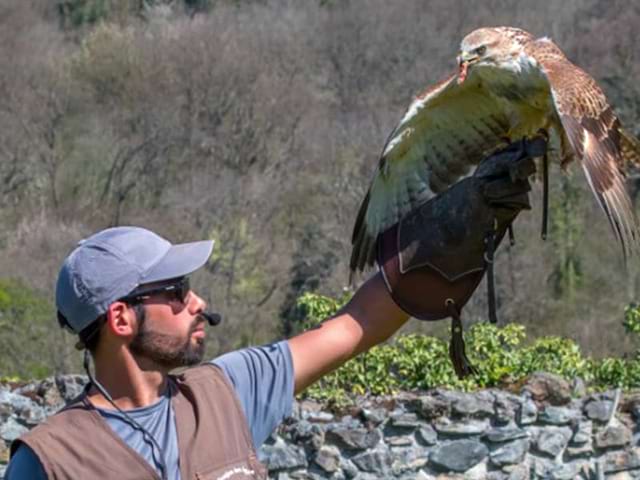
[195,458,263,480]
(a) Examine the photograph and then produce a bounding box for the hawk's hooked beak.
[457,51,477,84]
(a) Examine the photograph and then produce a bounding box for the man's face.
[128,281,208,369]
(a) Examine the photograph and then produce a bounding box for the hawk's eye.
[475,46,487,56]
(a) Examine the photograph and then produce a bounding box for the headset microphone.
[202,312,222,326]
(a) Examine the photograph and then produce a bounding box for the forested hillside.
[0,0,639,377]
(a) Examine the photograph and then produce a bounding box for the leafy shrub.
[465,323,526,387]
[623,303,640,335]
[515,336,588,379]
[0,278,57,379]
[294,291,351,331]
[392,334,460,390]
[297,293,640,404]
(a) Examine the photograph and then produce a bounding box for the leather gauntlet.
[377,137,546,377]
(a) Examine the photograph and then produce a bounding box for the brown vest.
[11,364,268,480]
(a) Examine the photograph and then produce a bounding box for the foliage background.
[299,293,640,403]
[0,0,639,378]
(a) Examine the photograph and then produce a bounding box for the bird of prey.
[350,26,640,274]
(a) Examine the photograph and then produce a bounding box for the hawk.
[351,26,640,274]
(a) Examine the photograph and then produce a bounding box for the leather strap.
[485,221,498,325]
[445,299,477,378]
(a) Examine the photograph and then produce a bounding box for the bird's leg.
[484,227,497,324]
[541,151,549,240]
[536,129,550,241]
[508,224,516,246]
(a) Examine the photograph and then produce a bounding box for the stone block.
[538,406,578,425]
[391,454,428,476]
[434,418,489,436]
[390,412,420,429]
[314,445,341,473]
[566,442,594,458]
[429,439,488,473]
[584,400,614,423]
[489,439,529,466]
[604,448,640,473]
[450,392,495,417]
[529,456,552,477]
[0,417,27,443]
[502,463,529,480]
[492,392,521,426]
[360,408,386,426]
[517,399,537,425]
[53,375,88,404]
[307,411,334,423]
[325,427,381,451]
[259,438,308,471]
[417,395,450,420]
[414,470,436,480]
[416,425,438,446]
[463,460,488,480]
[534,427,571,457]
[547,462,580,480]
[340,459,359,479]
[570,420,592,445]
[521,372,572,405]
[351,448,391,474]
[596,425,632,449]
[387,435,413,447]
[483,427,529,443]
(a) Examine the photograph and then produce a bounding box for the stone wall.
[2,373,640,479]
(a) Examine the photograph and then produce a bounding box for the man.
[5,139,539,479]
[5,226,410,479]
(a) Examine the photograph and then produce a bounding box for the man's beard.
[129,309,206,369]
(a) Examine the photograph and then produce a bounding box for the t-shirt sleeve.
[211,340,294,449]
[4,445,48,480]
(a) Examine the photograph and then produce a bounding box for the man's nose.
[188,291,207,315]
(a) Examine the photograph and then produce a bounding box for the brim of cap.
[141,240,214,284]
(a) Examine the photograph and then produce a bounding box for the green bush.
[0,278,57,379]
[623,303,640,335]
[515,336,588,379]
[297,293,640,404]
[465,323,526,387]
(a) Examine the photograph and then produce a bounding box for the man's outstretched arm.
[288,272,409,394]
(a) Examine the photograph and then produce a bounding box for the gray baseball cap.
[56,226,214,334]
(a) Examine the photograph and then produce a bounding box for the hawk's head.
[457,27,534,83]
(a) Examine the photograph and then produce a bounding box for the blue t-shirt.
[4,341,294,480]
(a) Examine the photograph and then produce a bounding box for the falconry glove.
[377,137,547,378]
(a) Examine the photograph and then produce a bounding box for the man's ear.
[105,301,137,340]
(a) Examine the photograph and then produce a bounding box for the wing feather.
[351,32,640,274]
[350,73,511,273]
[621,128,640,170]
[534,49,640,258]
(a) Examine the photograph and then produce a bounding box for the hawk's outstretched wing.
[532,43,640,259]
[350,73,512,273]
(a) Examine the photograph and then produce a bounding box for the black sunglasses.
[120,277,191,305]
